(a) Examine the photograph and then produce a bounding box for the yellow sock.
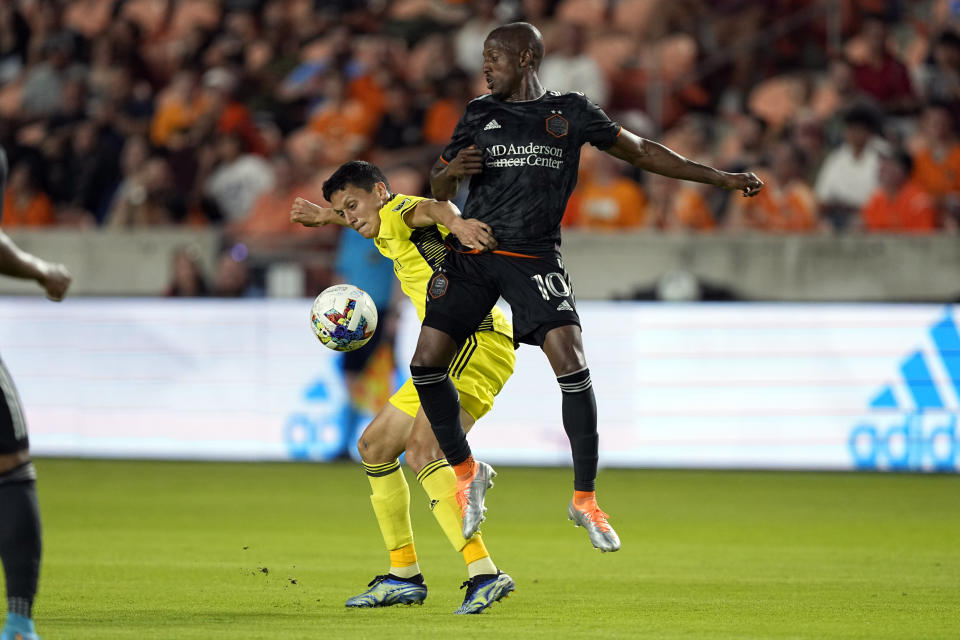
[364,460,415,558]
[388,543,420,579]
[462,537,497,577]
[417,459,471,552]
[390,543,417,567]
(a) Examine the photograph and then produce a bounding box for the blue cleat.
[454,571,515,614]
[345,574,427,608]
[1,613,40,640]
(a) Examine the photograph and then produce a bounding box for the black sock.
[558,368,598,492]
[410,365,471,466]
[0,470,42,619]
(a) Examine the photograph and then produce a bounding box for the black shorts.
[424,248,580,347]
[0,358,28,454]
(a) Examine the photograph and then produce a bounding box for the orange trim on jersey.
[493,249,540,258]
[455,247,540,259]
[438,156,450,165]
[615,125,623,137]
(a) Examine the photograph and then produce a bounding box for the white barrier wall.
[2,298,957,471]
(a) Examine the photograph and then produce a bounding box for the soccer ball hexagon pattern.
[310,284,378,352]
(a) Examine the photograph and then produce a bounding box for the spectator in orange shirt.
[1,162,55,228]
[149,68,211,148]
[309,70,378,155]
[422,70,471,146]
[645,173,716,232]
[201,68,268,156]
[860,149,937,233]
[565,148,647,230]
[910,103,960,221]
[727,142,820,233]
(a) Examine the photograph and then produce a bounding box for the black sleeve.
[577,94,621,150]
[440,103,477,164]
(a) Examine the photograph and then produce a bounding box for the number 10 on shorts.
[531,271,572,301]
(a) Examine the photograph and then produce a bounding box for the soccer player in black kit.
[410,22,763,553]
[0,147,71,640]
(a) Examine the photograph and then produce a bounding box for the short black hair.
[843,103,882,133]
[884,147,913,174]
[935,29,960,50]
[926,100,960,132]
[322,161,390,202]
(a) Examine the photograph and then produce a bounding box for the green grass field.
[6,459,959,639]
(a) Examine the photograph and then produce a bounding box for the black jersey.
[440,91,621,253]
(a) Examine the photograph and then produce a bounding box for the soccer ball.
[310,284,378,352]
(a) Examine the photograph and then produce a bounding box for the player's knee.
[356,430,397,465]
[548,348,588,377]
[410,346,446,369]
[411,328,458,368]
[542,329,588,375]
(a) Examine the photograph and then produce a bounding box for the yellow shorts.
[390,330,515,421]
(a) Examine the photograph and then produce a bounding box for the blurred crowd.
[0,0,958,280]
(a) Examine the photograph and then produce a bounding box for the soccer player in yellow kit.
[290,161,515,614]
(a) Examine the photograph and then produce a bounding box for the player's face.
[330,183,385,239]
[482,38,520,97]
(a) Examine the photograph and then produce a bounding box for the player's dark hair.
[322,161,390,202]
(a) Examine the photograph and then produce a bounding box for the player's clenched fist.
[447,144,484,178]
[720,172,764,197]
[290,197,336,227]
[39,262,71,301]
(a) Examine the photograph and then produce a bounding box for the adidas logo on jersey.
[556,300,573,311]
[483,119,501,130]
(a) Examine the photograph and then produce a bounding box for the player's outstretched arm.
[289,197,349,227]
[429,145,484,201]
[0,231,71,301]
[605,129,764,197]
[406,199,497,252]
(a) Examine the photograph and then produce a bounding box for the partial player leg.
[410,326,466,462]
[0,455,41,640]
[410,326,495,538]
[1,357,42,640]
[542,325,620,552]
[406,409,514,614]
[415,259,501,538]
[345,403,427,608]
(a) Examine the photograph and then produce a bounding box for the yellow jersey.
[374,193,512,339]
